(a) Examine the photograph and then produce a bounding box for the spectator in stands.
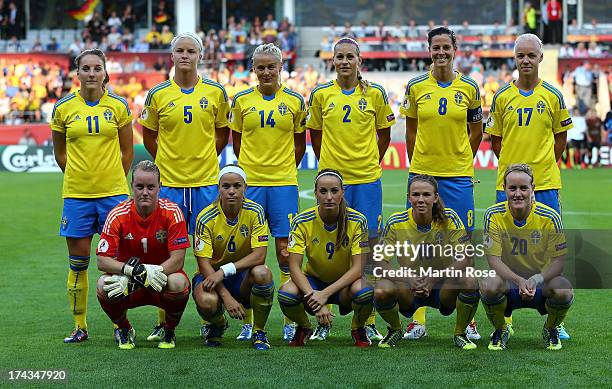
[278,17,290,32]
[586,18,599,32]
[389,21,405,39]
[0,90,9,123]
[304,64,318,89]
[375,20,386,38]
[107,11,122,29]
[145,25,162,45]
[540,1,549,40]
[523,2,537,35]
[405,20,419,39]
[566,106,587,168]
[587,42,603,58]
[459,20,472,36]
[131,55,146,72]
[546,0,562,44]
[122,27,134,48]
[232,63,249,82]
[568,19,581,35]
[263,13,278,30]
[122,4,135,33]
[483,74,500,108]
[149,35,162,50]
[87,11,106,43]
[132,37,150,52]
[46,37,59,52]
[107,26,122,50]
[69,38,84,58]
[6,101,22,124]
[18,128,37,146]
[5,35,20,52]
[559,42,574,58]
[426,20,436,33]
[6,1,20,39]
[585,109,603,167]
[573,42,588,57]
[31,38,44,52]
[160,25,174,49]
[354,21,368,38]
[604,110,612,145]
[342,21,355,38]
[454,47,477,75]
[152,56,168,73]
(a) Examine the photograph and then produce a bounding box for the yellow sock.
[482,294,507,330]
[413,306,427,325]
[243,309,253,325]
[455,292,480,336]
[278,291,310,328]
[545,298,573,329]
[351,288,374,330]
[366,309,376,326]
[250,282,274,331]
[504,316,513,326]
[376,301,401,331]
[67,255,90,330]
[279,266,294,325]
[157,309,166,325]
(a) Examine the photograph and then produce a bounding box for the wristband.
[530,273,544,286]
[220,263,237,278]
[122,264,134,277]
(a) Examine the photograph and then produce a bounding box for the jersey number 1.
[86,116,100,134]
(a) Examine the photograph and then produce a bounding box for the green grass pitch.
[2,169,611,387]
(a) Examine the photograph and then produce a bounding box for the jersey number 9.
[326,242,335,260]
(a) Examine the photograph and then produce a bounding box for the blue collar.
[84,99,100,106]
[341,87,355,95]
[437,80,452,88]
[513,218,527,227]
[181,87,195,94]
[262,93,275,101]
[518,89,534,97]
[324,223,337,232]
[417,224,432,232]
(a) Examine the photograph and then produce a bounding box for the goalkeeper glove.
[122,259,167,292]
[102,275,140,299]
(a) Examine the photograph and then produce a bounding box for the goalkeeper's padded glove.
[123,262,167,292]
[102,275,141,299]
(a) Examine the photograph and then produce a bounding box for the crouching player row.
[278,169,375,347]
[481,164,573,351]
[192,165,275,350]
[96,161,191,349]
[373,175,480,349]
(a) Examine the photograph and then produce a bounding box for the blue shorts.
[399,289,455,318]
[60,194,128,238]
[496,189,561,215]
[305,275,352,315]
[408,174,475,231]
[246,185,298,238]
[344,179,382,238]
[160,186,218,235]
[192,270,251,308]
[505,282,547,316]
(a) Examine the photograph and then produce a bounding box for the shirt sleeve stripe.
[144,81,171,107]
[203,79,229,101]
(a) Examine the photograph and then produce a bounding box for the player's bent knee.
[193,287,219,310]
[279,279,298,295]
[166,272,189,292]
[374,280,397,303]
[480,275,505,298]
[250,265,273,285]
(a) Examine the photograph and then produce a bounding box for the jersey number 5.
[184,106,193,123]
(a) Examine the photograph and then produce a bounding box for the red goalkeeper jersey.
[97,198,190,266]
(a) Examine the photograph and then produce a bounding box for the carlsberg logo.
[1,146,61,173]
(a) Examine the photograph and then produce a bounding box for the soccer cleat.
[252,330,271,351]
[282,323,297,342]
[351,327,372,347]
[365,324,383,341]
[544,326,562,351]
[289,326,314,347]
[115,327,136,350]
[205,321,228,347]
[236,324,253,341]
[147,324,165,342]
[158,328,175,349]
[403,321,427,340]
[310,324,331,340]
[558,322,570,340]
[454,334,477,350]
[466,321,481,340]
[506,323,515,336]
[488,327,510,351]
[378,327,403,348]
[63,328,88,343]
[200,323,212,339]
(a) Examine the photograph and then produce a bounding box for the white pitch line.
[299,189,612,217]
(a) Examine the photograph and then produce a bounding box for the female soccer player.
[400,26,483,340]
[52,48,134,343]
[192,165,274,350]
[230,43,306,341]
[306,37,395,341]
[139,32,230,340]
[374,175,480,349]
[480,164,573,351]
[277,169,374,347]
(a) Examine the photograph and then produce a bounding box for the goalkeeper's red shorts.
[124,270,190,309]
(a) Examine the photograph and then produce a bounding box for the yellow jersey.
[306,80,396,184]
[483,201,567,277]
[138,77,230,187]
[485,80,573,190]
[287,206,369,284]
[380,208,468,270]
[193,198,269,270]
[230,84,306,186]
[401,71,482,177]
[50,90,131,198]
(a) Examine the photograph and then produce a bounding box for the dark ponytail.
[315,168,347,247]
[409,174,447,225]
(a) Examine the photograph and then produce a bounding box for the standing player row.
[53,28,572,345]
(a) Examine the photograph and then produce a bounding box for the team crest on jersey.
[312,237,320,245]
[240,224,249,237]
[536,100,546,114]
[200,97,209,110]
[358,98,367,111]
[103,109,113,121]
[328,102,335,109]
[530,230,542,245]
[156,229,167,243]
[454,92,463,105]
[278,102,288,115]
[424,94,431,100]
[140,108,148,120]
[168,101,175,108]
